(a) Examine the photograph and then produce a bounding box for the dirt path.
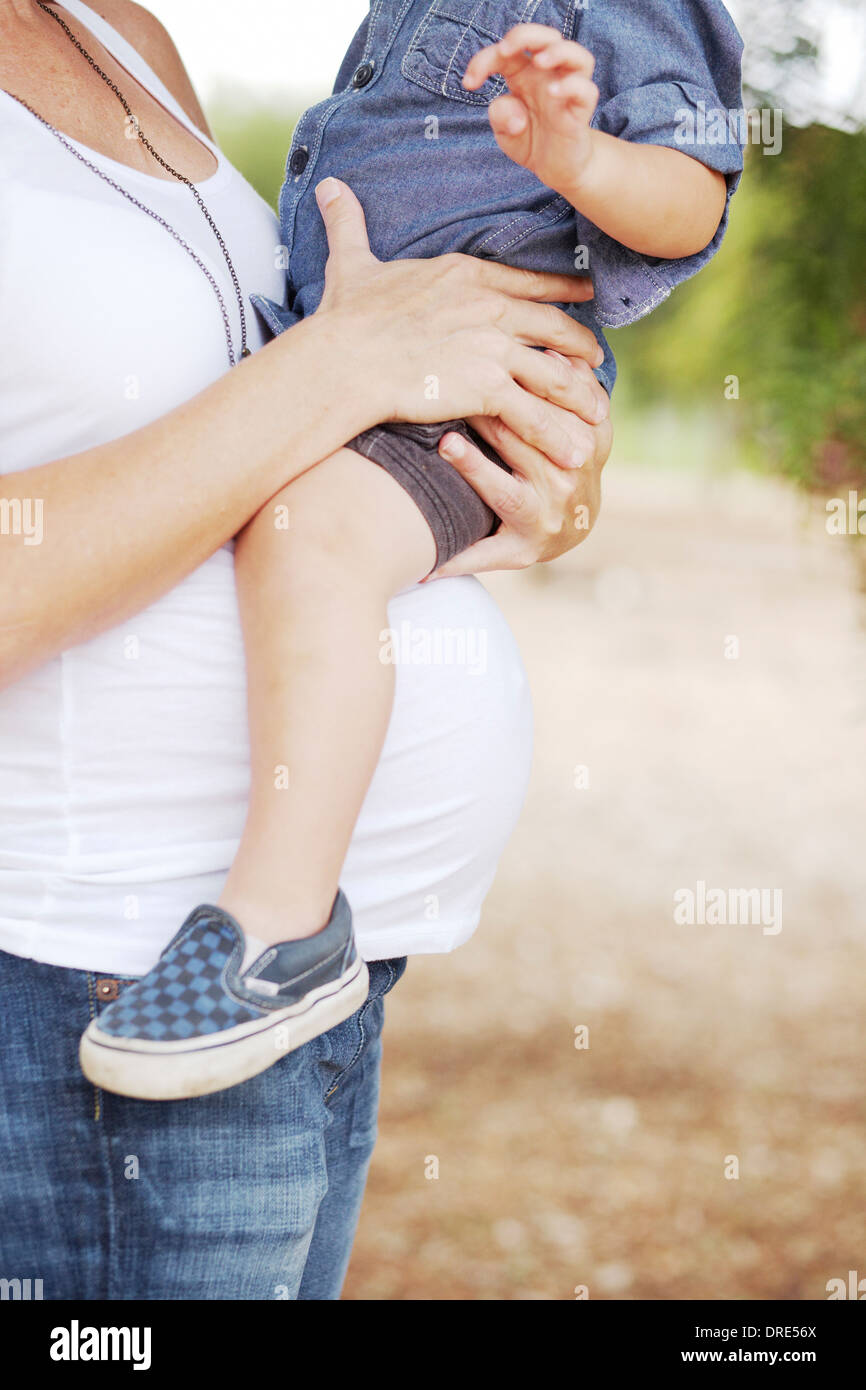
[344,460,866,1301]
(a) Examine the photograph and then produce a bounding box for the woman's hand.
[314,178,609,457]
[430,354,613,576]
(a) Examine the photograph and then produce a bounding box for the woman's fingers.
[543,349,610,424]
[431,530,532,580]
[314,190,594,316]
[431,407,611,579]
[492,376,591,466]
[470,256,594,304]
[490,348,606,454]
[310,200,603,434]
[316,179,376,282]
[432,425,566,578]
[513,348,607,443]
[514,344,608,427]
[503,299,604,366]
[466,415,548,482]
[437,430,539,524]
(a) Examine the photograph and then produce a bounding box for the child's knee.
[240,447,435,592]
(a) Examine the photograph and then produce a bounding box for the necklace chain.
[24,0,251,366]
[6,92,240,365]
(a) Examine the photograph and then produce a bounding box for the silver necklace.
[5,2,251,368]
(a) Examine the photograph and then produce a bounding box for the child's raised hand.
[463,24,599,196]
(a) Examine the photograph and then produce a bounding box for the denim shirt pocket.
[402,0,575,105]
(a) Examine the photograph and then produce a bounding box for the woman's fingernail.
[570,451,587,469]
[440,433,465,460]
[315,178,341,208]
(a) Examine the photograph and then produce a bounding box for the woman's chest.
[0,124,284,473]
[0,12,217,183]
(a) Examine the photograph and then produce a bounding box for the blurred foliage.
[735,0,865,131]
[613,123,866,492]
[211,102,300,212]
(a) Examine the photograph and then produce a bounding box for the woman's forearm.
[0,180,608,686]
[0,313,379,684]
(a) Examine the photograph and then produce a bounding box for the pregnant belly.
[0,554,532,973]
[0,547,249,859]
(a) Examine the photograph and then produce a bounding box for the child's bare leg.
[219,448,437,944]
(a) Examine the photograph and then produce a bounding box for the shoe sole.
[79,958,370,1101]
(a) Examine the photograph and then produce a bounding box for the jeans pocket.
[320,958,405,1102]
[380,956,408,994]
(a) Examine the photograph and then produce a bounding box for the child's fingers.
[497,23,591,62]
[488,93,529,140]
[546,73,600,112]
[464,23,570,89]
[463,41,532,90]
[532,38,595,76]
[465,29,595,92]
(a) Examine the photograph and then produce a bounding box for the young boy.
[80,2,744,1099]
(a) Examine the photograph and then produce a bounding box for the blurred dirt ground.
[343,454,866,1301]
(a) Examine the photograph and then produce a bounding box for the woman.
[0,0,611,1299]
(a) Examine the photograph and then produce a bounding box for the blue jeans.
[0,948,406,1300]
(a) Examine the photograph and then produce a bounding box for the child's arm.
[464,24,728,261]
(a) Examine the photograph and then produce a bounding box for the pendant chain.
[27,1,251,365]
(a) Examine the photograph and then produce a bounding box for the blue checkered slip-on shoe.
[79,890,368,1100]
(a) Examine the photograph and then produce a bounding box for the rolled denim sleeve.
[574,0,745,326]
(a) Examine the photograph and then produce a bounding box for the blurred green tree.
[613,124,866,492]
[211,102,301,211]
[613,0,866,492]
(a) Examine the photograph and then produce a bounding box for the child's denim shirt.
[253,0,744,395]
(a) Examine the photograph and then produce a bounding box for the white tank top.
[0,1,533,974]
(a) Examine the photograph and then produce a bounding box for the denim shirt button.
[289,145,309,176]
[352,61,375,89]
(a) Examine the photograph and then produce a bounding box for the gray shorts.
[347,420,510,567]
